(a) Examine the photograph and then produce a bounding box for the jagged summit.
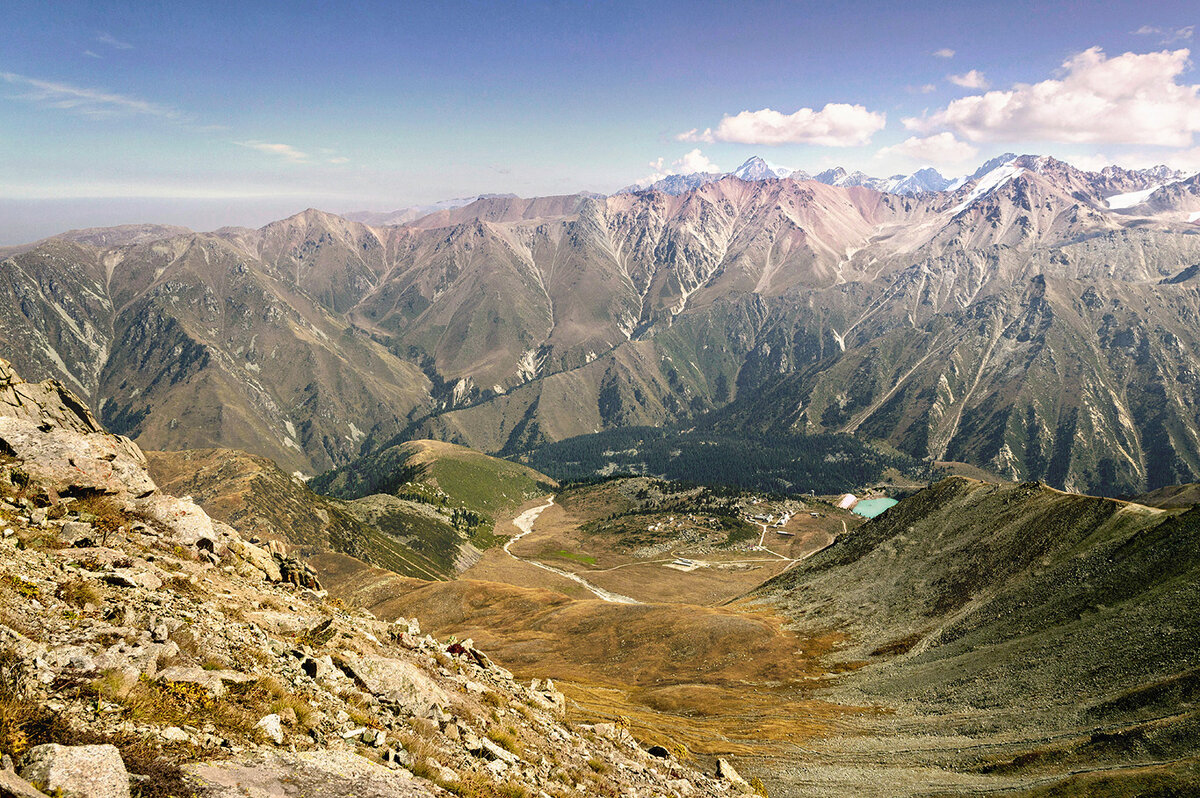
[730,155,797,181]
[5,152,1200,495]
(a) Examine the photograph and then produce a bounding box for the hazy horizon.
[4,0,1199,242]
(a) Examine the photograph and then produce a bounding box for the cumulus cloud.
[682,103,886,147]
[236,140,309,162]
[0,72,183,120]
[877,132,979,165]
[674,148,720,173]
[932,48,956,59]
[948,70,989,89]
[905,48,1200,148]
[636,149,722,186]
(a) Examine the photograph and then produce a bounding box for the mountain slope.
[751,476,1200,795]
[4,155,1200,493]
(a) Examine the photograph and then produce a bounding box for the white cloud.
[236,140,309,162]
[905,48,1200,148]
[877,133,979,165]
[675,148,720,173]
[636,149,722,186]
[1134,25,1194,44]
[932,48,956,59]
[683,103,886,147]
[948,70,989,89]
[96,32,133,50]
[0,72,183,120]
[328,156,350,164]
[918,83,937,94]
[83,50,101,59]
[675,127,714,143]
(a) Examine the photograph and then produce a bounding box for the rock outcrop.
[0,358,729,797]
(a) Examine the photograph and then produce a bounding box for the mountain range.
[3,153,1200,495]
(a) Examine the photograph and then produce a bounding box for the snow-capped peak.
[949,158,1023,215]
[732,156,796,181]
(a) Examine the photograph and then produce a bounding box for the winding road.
[505,498,642,605]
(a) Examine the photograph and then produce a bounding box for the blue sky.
[2,0,1199,241]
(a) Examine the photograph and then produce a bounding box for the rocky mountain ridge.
[4,154,1200,494]
[0,358,741,797]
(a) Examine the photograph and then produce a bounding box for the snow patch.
[949,161,1023,215]
[284,420,296,438]
[1105,185,1161,210]
[1189,211,1200,223]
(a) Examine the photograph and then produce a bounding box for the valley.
[4,152,1200,797]
[11,5,1200,796]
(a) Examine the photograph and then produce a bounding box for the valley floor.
[320,479,1200,797]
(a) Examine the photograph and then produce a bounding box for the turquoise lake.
[851,497,899,519]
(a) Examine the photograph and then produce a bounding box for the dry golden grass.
[486,726,522,757]
[56,578,103,608]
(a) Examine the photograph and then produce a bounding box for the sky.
[2,0,1199,242]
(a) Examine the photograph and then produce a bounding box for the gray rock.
[0,416,155,500]
[716,758,750,790]
[157,666,253,696]
[254,714,284,745]
[478,736,519,765]
[19,743,130,798]
[0,763,52,798]
[339,654,449,712]
[160,726,191,744]
[102,568,163,590]
[184,749,433,797]
[59,521,94,546]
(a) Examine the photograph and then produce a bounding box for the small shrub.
[481,690,507,708]
[486,727,522,757]
[587,757,609,774]
[72,495,133,545]
[3,574,39,599]
[164,575,205,598]
[750,776,769,797]
[57,578,102,608]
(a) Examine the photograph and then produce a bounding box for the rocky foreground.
[0,357,749,797]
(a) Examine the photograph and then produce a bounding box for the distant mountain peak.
[732,156,796,181]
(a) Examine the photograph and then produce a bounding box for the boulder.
[102,568,163,590]
[0,763,52,798]
[0,418,155,499]
[19,743,130,798]
[184,749,432,798]
[255,714,285,745]
[227,540,282,582]
[160,726,191,744]
[716,758,751,790]
[157,665,254,696]
[59,521,95,547]
[338,654,449,712]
